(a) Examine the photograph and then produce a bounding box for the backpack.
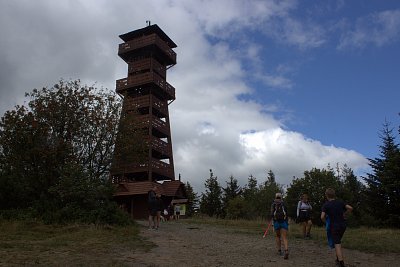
[273,200,287,221]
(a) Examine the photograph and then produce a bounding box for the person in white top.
[297,194,313,238]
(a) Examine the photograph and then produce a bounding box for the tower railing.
[122,95,168,116]
[110,158,174,179]
[128,58,166,78]
[118,33,176,64]
[116,72,175,100]
[150,137,172,157]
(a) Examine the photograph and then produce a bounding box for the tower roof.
[119,24,177,48]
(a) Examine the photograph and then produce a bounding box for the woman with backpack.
[270,192,289,260]
[297,193,313,239]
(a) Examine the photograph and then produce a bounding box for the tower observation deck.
[111,24,177,183]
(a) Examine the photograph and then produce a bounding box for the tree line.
[193,122,400,228]
[0,80,399,227]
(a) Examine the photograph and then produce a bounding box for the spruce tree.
[185,181,199,217]
[222,175,242,217]
[364,121,400,227]
[199,169,222,217]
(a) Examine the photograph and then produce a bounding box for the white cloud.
[0,0,369,194]
[338,9,400,49]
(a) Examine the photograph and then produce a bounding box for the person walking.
[174,203,181,220]
[155,194,163,230]
[297,193,313,239]
[270,192,289,260]
[321,188,353,267]
[147,185,157,229]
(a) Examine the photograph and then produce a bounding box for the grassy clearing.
[1,217,398,266]
[185,217,400,254]
[0,219,153,266]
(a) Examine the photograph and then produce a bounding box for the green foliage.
[285,167,341,225]
[222,172,281,220]
[225,196,246,219]
[185,181,199,217]
[200,169,223,217]
[0,79,129,224]
[257,180,281,219]
[241,175,259,218]
[111,111,148,177]
[364,121,400,227]
[221,175,241,217]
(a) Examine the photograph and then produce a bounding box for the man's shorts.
[330,224,346,244]
[273,220,288,230]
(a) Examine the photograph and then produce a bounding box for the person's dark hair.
[325,188,335,199]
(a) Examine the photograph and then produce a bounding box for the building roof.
[171,199,188,204]
[119,24,177,48]
[114,180,185,197]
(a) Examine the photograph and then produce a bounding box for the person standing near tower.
[147,186,157,229]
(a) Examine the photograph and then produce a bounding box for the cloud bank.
[0,0,371,193]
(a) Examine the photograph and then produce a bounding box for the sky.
[0,0,399,194]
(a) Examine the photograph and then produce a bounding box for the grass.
[184,216,400,254]
[0,219,153,266]
[1,217,398,266]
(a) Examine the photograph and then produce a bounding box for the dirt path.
[121,220,399,267]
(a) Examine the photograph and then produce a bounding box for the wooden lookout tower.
[111,24,187,219]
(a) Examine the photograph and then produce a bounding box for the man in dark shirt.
[321,188,353,267]
[147,185,157,229]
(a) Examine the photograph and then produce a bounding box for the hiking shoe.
[335,259,345,267]
[283,251,289,260]
[277,250,282,256]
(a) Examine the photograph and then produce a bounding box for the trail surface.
[123,220,398,267]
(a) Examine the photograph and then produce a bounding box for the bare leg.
[148,215,153,228]
[281,229,288,251]
[156,212,160,228]
[335,244,344,261]
[301,222,306,237]
[306,220,312,236]
[275,229,281,252]
[281,228,289,259]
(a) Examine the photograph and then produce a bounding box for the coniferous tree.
[185,181,199,217]
[339,164,366,226]
[221,175,242,217]
[199,169,222,217]
[259,170,282,220]
[265,169,276,186]
[364,121,400,227]
[242,174,259,218]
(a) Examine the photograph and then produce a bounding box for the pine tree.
[222,175,242,217]
[199,169,222,217]
[264,169,276,186]
[339,164,366,226]
[185,181,199,217]
[364,121,400,227]
[242,174,259,218]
